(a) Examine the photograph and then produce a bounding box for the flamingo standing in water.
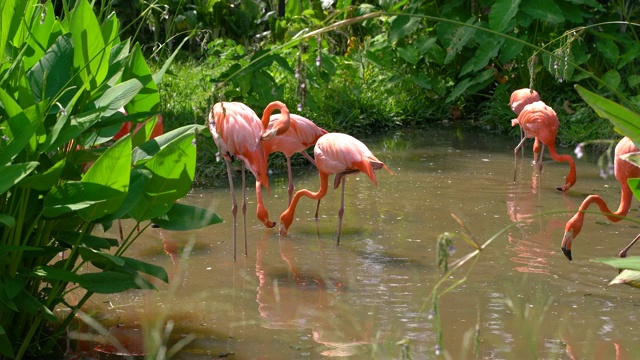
[279,133,392,243]
[512,101,576,191]
[509,88,542,163]
[209,101,291,260]
[262,113,327,209]
[561,137,640,260]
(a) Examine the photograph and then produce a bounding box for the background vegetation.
[102,0,639,185]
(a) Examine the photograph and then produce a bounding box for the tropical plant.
[0,0,220,358]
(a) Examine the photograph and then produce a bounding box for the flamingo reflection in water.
[254,232,371,356]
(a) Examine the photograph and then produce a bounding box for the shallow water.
[76,128,640,359]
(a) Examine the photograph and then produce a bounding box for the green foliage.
[0,1,217,358]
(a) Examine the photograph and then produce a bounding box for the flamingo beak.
[278,223,288,236]
[561,229,573,261]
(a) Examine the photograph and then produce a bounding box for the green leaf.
[596,37,619,66]
[0,162,38,194]
[0,0,17,73]
[13,288,56,322]
[128,132,197,221]
[80,271,156,293]
[32,265,87,286]
[17,159,65,191]
[26,33,74,104]
[121,256,169,283]
[388,14,421,43]
[78,247,125,267]
[53,231,118,250]
[0,324,14,358]
[23,1,56,70]
[152,203,223,231]
[608,269,640,288]
[43,181,125,218]
[594,256,640,271]
[446,69,495,103]
[628,178,640,203]
[69,0,110,88]
[460,36,504,76]
[0,214,15,228]
[132,124,205,165]
[122,44,159,114]
[489,0,520,33]
[0,98,33,165]
[575,85,640,141]
[444,17,477,65]
[520,0,564,24]
[396,45,419,65]
[599,69,620,91]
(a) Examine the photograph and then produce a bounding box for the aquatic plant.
[0,1,221,358]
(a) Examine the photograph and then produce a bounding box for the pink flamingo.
[279,133,391,243]
[208,101,290,260]
[561,137,640,260]
[510,88,542,162]
[512,101,576,192]
[261,114,327,207]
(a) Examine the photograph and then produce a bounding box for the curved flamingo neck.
[261,101,290,131]
[280,172,329,229]
[546,144,577,188]
[580,185,633,222]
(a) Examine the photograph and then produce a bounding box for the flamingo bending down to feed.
[279,133,392,244]
[561,136,640,261]
[509,88,542,164]
[262,113,328,208]
[512,101,576,192]
[209,101,291,260]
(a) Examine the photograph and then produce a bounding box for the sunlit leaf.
[575,85,640,141]
[608,269,640,288]
[69,0,109,87]
[17,159,65,191]
[128,132,197,221]
[0,162,38,194]
[122,44,159,114]
[593,256,640,271]
[152,203,223,231]
[26,33,74,104]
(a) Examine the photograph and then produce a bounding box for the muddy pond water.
[78,128,640,359]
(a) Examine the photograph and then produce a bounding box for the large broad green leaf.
[80,271,157,293]
[128,132,197,221]
[608,269,640,288]
[0,214,15,228]
[460,35,504,76]
[0,162,38,194]
[27,33,75,104]
[520,0,564,24]
[132,124,205,164]
[76,136,131,221]
[33,265,87,285]
[600,69,621,91]
[0,96,33,166]
[388,14,421,43]
[594,256,640,271]
[78,247,125,266]
[152,203,223,231]
[120,44,159,114]
[0,0,17,68]
[628,178,640,205]
[575,85,640,141]
[489,0,520,33]
[93,78,144,116]
[17,159,65,191]
[53,230,118,250]
[396,45,419,65]
[13,289,56,321]
[23,1,56,71]
[446,69,495,103]
[69,0,109,88]
[444,17,477,65]
[121,256,169,283]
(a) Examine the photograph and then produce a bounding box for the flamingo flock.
[208,101,390,260]
[202,88,637,263]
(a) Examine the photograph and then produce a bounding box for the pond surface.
[78,128,640,359]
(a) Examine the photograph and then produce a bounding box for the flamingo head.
[561,214,584,261]
[279,212,293,236]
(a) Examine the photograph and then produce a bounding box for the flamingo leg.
[241,162,248,258]
[337,176,347,245]
[513,136,528,182]
[286,156,294,205]
[301,151,322,217]
[224,158,238,261]
[619,233,640,258]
